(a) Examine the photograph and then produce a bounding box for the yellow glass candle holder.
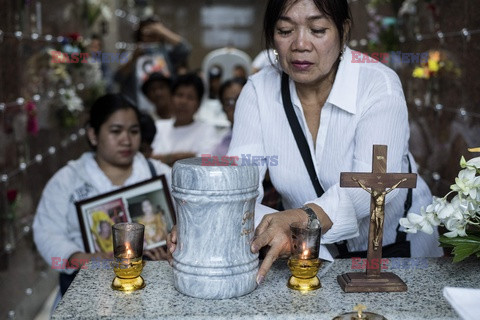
[111,222,146,291]
[287,221,322,291]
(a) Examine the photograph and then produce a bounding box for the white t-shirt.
[151,119,222,156]
[195,98,230,128]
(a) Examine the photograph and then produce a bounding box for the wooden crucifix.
[337,145,417,293]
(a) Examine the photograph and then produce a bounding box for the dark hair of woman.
[87,94,140,149]
[138,111,157,145]
[263,0,352,52]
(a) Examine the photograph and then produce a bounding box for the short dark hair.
[138,111,157,145]
[263,0,352,51]
[172,73,205,103]
[141,72,172,96]
[88,94,140,148]
[218,77,247,102]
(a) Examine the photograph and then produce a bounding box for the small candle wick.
[125,243,133,258]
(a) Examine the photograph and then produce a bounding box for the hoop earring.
[273,49,279,63]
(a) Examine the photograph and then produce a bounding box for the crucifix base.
[337,272,407,293]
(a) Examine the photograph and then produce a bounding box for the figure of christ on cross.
[352,177,407,250]
[337,145,417,293]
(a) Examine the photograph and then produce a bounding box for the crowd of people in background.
[33,0,443,308]
[73,14,273,170]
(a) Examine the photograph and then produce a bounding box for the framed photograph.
[75,175,175,254]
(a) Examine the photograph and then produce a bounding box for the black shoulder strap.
[395,155,413,242]
[281,72,324,198]
[147,159,157,177]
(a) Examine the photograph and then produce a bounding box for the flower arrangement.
[412,50,461,79]
[400,148,480,262]
[62,33,87,68]
[26,46,90,129]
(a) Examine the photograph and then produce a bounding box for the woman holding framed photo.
[32,93,171,296]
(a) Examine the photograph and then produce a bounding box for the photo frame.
[75,175,175,254]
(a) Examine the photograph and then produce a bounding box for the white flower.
[399,209,436,235]
[436,202,455,220]
[451,168,478,198]
[400,153,480,239]
[444,212,467,238]
[463,155,480,170]
[59,89,83,113]
[426,196,446,215]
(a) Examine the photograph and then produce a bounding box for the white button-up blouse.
[228,48,442,257]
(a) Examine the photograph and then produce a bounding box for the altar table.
[52,258,479,319]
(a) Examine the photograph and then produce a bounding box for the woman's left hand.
[250,209,306,285]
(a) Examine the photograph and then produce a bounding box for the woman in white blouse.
[168,0,442,284]
[225,0,442,284]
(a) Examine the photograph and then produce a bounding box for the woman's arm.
[33,171,89,273]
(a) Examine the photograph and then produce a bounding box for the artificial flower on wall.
[412,50,461,80]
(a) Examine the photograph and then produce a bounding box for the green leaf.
[439,235,480,262]
[439,234,480,245]
[451,244,480,262]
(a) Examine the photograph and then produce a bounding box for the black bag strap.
[147,159,157,177]
[281,72,325,198]
[395,155,413,243]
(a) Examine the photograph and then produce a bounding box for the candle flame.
[301,249,310,259]
[125,243,132,258]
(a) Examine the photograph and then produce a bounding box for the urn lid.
[172,157,259,191]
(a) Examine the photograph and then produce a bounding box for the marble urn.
[171,157,259,299]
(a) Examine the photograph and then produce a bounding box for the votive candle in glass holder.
[287,221,322,291]
[111,222,146,291]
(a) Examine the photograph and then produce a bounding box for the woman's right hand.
[166,225,177,265]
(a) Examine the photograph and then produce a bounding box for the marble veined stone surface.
[52,258,479,319]
[171,157,259,299]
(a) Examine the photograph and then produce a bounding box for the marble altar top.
[52,257,479,319]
